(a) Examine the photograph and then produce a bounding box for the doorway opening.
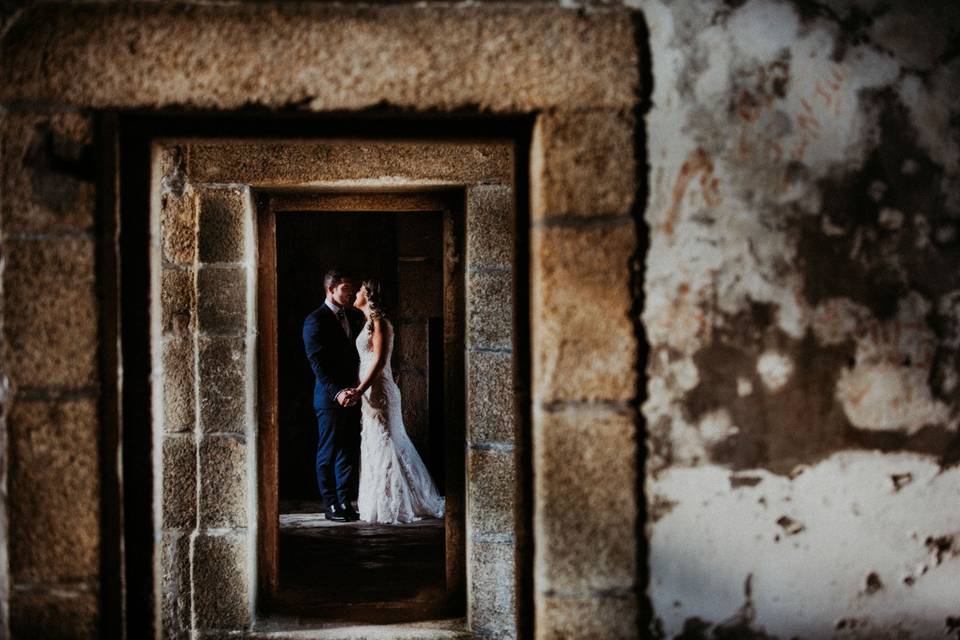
[257,191,466,622]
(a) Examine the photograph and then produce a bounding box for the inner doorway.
[257,191,466,622]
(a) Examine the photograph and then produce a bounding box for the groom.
[302,269,364,523]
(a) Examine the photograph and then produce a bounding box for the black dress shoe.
[325,504,347,522]
[340,502,360,521]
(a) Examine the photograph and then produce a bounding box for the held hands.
[336,388,362,407]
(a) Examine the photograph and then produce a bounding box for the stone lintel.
[0,4,638,113]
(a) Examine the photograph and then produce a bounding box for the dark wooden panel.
[257,196,280,604]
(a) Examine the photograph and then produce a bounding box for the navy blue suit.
[302,303,365,508]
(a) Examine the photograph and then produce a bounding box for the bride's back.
[356,316,395,380]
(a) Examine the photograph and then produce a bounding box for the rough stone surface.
[532,218,636,404]
[193,533,251,629]
[10,589,99,640]
[161,189,197,266]
[162,435,197,529]
[190,141,514,186]
[161,532,192,639]
[198,336,247,433]
[0,4,637,112]
[0,111,95,233]
[537,594,637,640]
[532,110,636,219]
[470,541,518,638]
[466,269,513,352]
[199,435,248,528]
[162,337,195,433]
[467,350,515,445]
[161,266,195,336]
[398,260,443,318]
[535,405,636,594]
[3,237,98,389]
[467,449,516,536]
[8,398,100,583]
[467,184,514,269]
[396,319,428,371]
[197,186,248,264]
[197,266,247,335]
[0,4,648,638]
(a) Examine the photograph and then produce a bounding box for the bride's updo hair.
[362,279,388,334]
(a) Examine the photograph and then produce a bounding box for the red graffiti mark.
[702,175,721,207]
[738,131,752,157]
[796,113,822,133]
[815,82,833,107]
[859,319,936,370]
[738,89,762,123]
[790,138,808,161]
[790,69,844,161]
[767,140,784,163]
[663,148,715,235]
[846,381,870,407]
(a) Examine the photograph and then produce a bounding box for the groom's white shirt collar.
[325,299,342,315]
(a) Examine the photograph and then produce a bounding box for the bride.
[348,279,445,524]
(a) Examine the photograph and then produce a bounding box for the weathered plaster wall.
[635,0,960,636]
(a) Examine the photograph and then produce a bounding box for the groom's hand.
[337,388,361,407]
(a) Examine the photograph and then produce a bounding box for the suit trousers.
[315,405,361,507]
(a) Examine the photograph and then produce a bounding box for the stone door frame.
[153,138,521,636]
[0,5,643,638]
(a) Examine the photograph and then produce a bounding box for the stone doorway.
[151,135,522,636]
[1,6,642,638]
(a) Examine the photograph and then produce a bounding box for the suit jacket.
[302,303,365,411]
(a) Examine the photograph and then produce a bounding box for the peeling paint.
[640,0,960,634]
[649,454,960,637]
[755,351,793,391]
[835,292,953,434]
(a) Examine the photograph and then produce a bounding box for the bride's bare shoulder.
[372,315,393,333]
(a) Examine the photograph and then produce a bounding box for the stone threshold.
[248,616,472,639]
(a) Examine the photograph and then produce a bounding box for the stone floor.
[274,501,450,623]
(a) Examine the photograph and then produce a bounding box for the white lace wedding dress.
[356,318,445,524]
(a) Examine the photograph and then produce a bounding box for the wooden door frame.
[255,189,466,616]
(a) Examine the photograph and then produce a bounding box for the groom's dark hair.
[324,269,350,292]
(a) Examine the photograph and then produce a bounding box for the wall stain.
[799,89,957,320]
[650,493,679,523]
[682,306,853,474]
[776,515,805,536]
[789,1,885,62]
[863,571,884,594]
[680,299,960,473]
[890,472,913,491]
[729,474,762,488]
[678,88,960,473]
[663,147,718,236]
[23,121,95,215]
[946,616,960,638]
[926,533,958,565]
[674,574,779,639]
